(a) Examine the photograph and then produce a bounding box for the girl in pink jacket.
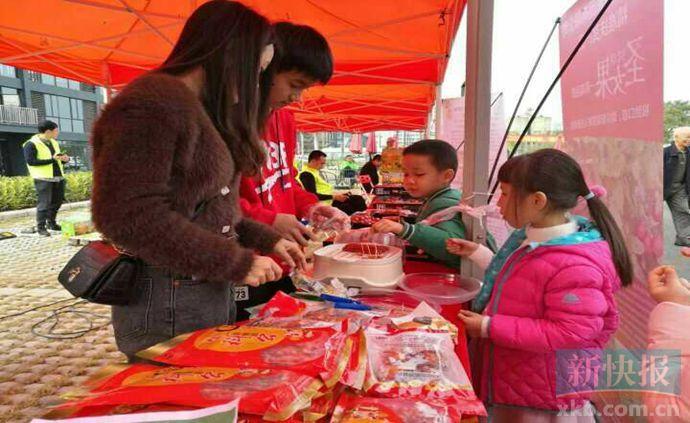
[447,149,632,422]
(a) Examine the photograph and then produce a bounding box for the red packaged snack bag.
[363,328,485,416]
[139,324,352,388]
[301,383,346,422]
[258,291,306,318]
[340,331,367,390]
[54,364,322,421]
[331,391,463,422]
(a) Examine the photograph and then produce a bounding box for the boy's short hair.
[372,154,382,161]
[308,150,327,162]
[403,139,458,174]
[38,120,58,133]
[273,22,333,84]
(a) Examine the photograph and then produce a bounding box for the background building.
[0,63,103,176]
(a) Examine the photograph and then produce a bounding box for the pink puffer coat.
[476,240,622,411]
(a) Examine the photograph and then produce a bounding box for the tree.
[664,100,690,143]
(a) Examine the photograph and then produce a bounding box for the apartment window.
[41,74,56,85]
[44,94,85,133]
[0,64,16,78]
[55,77,69,88]
[0,87,21,106]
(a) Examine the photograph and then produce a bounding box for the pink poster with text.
[560,0,663,355]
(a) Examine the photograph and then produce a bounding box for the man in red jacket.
[237,22,339,319]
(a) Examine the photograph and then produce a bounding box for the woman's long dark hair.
[158,0,272,175]
[498,149,633,286]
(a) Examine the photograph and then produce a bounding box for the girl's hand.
[647,266,690,305]
[458,310,484,338]
[273,239,307,271]
[445,238,479,257]
[371,219,404,236]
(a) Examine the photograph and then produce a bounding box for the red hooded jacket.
[239,109,318,224]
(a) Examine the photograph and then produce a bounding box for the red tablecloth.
[402,260,472,380]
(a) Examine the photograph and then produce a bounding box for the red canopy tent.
[0,0,466,132]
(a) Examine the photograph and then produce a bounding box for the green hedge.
[0,171,92,211]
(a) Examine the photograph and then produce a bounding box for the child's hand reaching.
[371,219,404,236]
[446,238,479,257]
[457,310,484,337]
[647,266,690,306]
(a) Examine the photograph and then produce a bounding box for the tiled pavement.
[0,207,126,423]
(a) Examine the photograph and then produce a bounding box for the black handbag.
[58,240,139,305]
[57,195,220,306]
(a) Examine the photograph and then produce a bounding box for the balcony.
[0,105,38,126]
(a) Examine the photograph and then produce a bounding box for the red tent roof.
[0,0,465,132]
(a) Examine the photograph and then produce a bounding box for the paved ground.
[0,204,686,422]
[0,207,125,423]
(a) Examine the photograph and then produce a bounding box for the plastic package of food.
[52,365,322,421]
[363,327,485,416]
[331,391,464,422]
[138,324,352,388]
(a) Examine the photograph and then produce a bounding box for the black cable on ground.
[31,300,111,340]
[0,297,79,322]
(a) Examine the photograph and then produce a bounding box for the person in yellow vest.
[22,120,70,236]
[298,150,366,215]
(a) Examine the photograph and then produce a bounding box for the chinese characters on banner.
[560,0,663,352]
[439,95,510,245]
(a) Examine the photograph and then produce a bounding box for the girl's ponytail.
[585,195,633,286]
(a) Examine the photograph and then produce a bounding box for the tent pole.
[461,0,494,279]
[434,84,443,138]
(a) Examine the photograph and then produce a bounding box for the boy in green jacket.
[371,139,467,269]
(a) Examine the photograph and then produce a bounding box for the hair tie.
[583,185,607,201]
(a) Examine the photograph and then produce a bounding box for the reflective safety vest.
[23,134,63,179]
[299,165,333,205]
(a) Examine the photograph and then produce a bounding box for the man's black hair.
[272,22,333,83]
[308,150,327,162]
[38,120,58,133]
[403,139,458,174]
[372,154,382,161]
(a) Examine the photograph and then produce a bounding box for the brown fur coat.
[91,73,279,282]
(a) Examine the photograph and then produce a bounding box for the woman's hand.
[445,238,479,257]
[458,310,485,338]
[273,238,307,271]
[243,256,282,287]
[647,265,690,305]
[273,213,314,246]
[371,219,404,236]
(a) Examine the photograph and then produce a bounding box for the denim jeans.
[111,264,236,360]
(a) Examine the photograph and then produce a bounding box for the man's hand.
[54,153,70,163]
[647,266,690,305]
[272,213,314,246]
[273,238,307,271]
[308,205,350,232]
[333,193,349,202]
[371,219,404,236]
[242,256,282,287]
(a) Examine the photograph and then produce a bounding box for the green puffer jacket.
[399,187,466,269]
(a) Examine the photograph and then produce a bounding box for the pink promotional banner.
[349,133,362,154]
[366,132,378,153]
[560,0,663,142]
[560,0,663,356]
[439,95,509,245]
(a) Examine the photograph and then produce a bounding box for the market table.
[402,259,473,380]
